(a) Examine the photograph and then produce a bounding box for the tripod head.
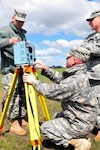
[14,41,36,66]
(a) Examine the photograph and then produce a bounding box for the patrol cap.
[66,46,90,62]
[66,51,83,60]
[14,9,27,22]
[86,10,100,22]
[66,52,71,59]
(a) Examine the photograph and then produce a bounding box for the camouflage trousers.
[91,85,100,128]
[2,72,27,121]
[40,111,95,147]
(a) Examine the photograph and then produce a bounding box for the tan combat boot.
[69,138,91,150]
[94,131,100,141]
[10,120,27,136]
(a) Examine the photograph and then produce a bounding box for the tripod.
[0,65,50,150]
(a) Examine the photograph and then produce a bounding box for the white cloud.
[35,38,84,66]
[1,0,100,36]
[36,48,61,56]
[0,0,100,66]
[42,39,83,49]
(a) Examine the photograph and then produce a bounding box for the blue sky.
[0,0,100,66]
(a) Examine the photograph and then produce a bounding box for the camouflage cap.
[66,52,71,59]
[66,46,90,62]
[14,9,27,22]
[86,10,100,22]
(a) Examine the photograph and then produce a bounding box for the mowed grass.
[0,68,100,150]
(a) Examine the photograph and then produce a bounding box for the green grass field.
[0,68,100,150]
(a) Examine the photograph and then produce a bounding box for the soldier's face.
[66,56,83,68]
[12,16,24,29]
[89,16,100,32]
[66,56,75,68]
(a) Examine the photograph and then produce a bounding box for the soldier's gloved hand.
[23,73,36,84]
[33,60,47,70]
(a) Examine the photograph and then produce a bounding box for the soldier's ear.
[12,16,15,21]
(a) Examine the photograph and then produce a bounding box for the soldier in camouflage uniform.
[0,9,28,136]
[69,10,100,141]
[23,58,97,150]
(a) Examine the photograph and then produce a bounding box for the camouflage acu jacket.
[33,64,97,126]
[70,32,100,81]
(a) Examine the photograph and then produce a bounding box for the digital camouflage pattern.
[69,32,100,127]
[2,72,26,121]
[70,32,100,80]
[2,73,26,121]
[32,64,97,147]
[86,11,100,22]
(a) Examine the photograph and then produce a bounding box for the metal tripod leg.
[0,68,19,132]
[32,70,50,121]
[24,82,41,150]
[0,66,50,150]
[23,68,50,150]
[37,94,50,121]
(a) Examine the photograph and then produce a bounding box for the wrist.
[43,65,47,71]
